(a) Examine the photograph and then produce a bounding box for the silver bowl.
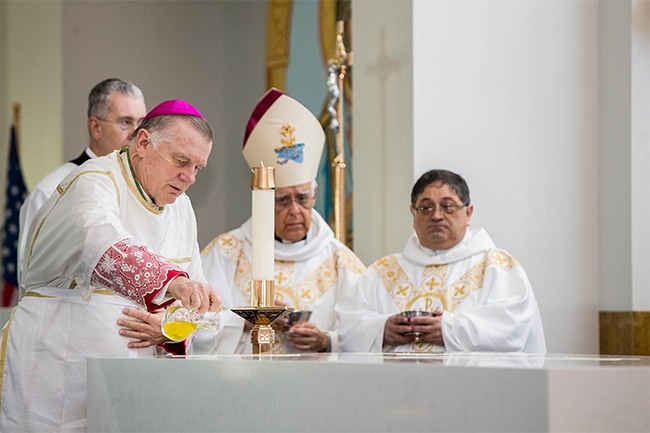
[400,310,433,342]
[400,310,433,319]
[287,310,312,326]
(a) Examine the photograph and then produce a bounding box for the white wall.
[629,0,650,310]
[353,0,415,265]
[600,0,633,312]
[355,0,601,353]
[414,0,600,354]
[600,0,650,312]
[0,0,63,194]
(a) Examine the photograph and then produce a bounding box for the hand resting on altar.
[118,308,166,348]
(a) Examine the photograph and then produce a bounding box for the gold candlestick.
[231,166,292,355]
[230,301,291,355]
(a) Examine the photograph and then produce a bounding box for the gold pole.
[329,20,351,245]
[266,0,294,90]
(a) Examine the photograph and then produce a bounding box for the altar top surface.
[163,351,650,370]
[89,352,650,432]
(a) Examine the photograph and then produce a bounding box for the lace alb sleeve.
[91,238,187,309]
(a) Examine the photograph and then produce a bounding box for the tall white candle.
[251,167,275,281]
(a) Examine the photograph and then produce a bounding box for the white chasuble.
[336,228,546,354]
[196,211,365,354]
[0,150,205,433]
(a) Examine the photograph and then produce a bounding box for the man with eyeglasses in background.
[336,169,546,353]
[17,78,146,296]
[195,89,365,354]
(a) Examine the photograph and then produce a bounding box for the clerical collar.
[419,244,453,256]
[120,146,164,212]
[275,234,307,244]
[68,147,96,166]
[419,229,472,256]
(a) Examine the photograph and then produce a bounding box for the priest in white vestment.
[336,169,546,354]
[17,78,147,293]
[196,88,365,355]
[0,99,221,433]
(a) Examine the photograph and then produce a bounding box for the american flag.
[1,125,27,307]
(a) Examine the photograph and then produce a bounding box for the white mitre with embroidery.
[242,88,325,188]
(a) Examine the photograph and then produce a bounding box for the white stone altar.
[87,352,650,432]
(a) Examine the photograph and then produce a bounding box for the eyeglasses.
[275,192,314,210]
[413,202,466,216]
[97,117,142,131]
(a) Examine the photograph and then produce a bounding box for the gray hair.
[87,78,144,119]
[131,114,214,145]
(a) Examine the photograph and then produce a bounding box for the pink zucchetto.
[143,99,204,120]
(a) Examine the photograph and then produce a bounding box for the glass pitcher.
[161,304,220,342]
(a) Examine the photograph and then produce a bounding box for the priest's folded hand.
[410,314,444,346]
[383,313,416,347]
[167,276,222,315]
[286,322,328,352]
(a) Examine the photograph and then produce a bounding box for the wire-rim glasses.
[275,192,314,210]
[413,202,466,216]
[97,116,142,131]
